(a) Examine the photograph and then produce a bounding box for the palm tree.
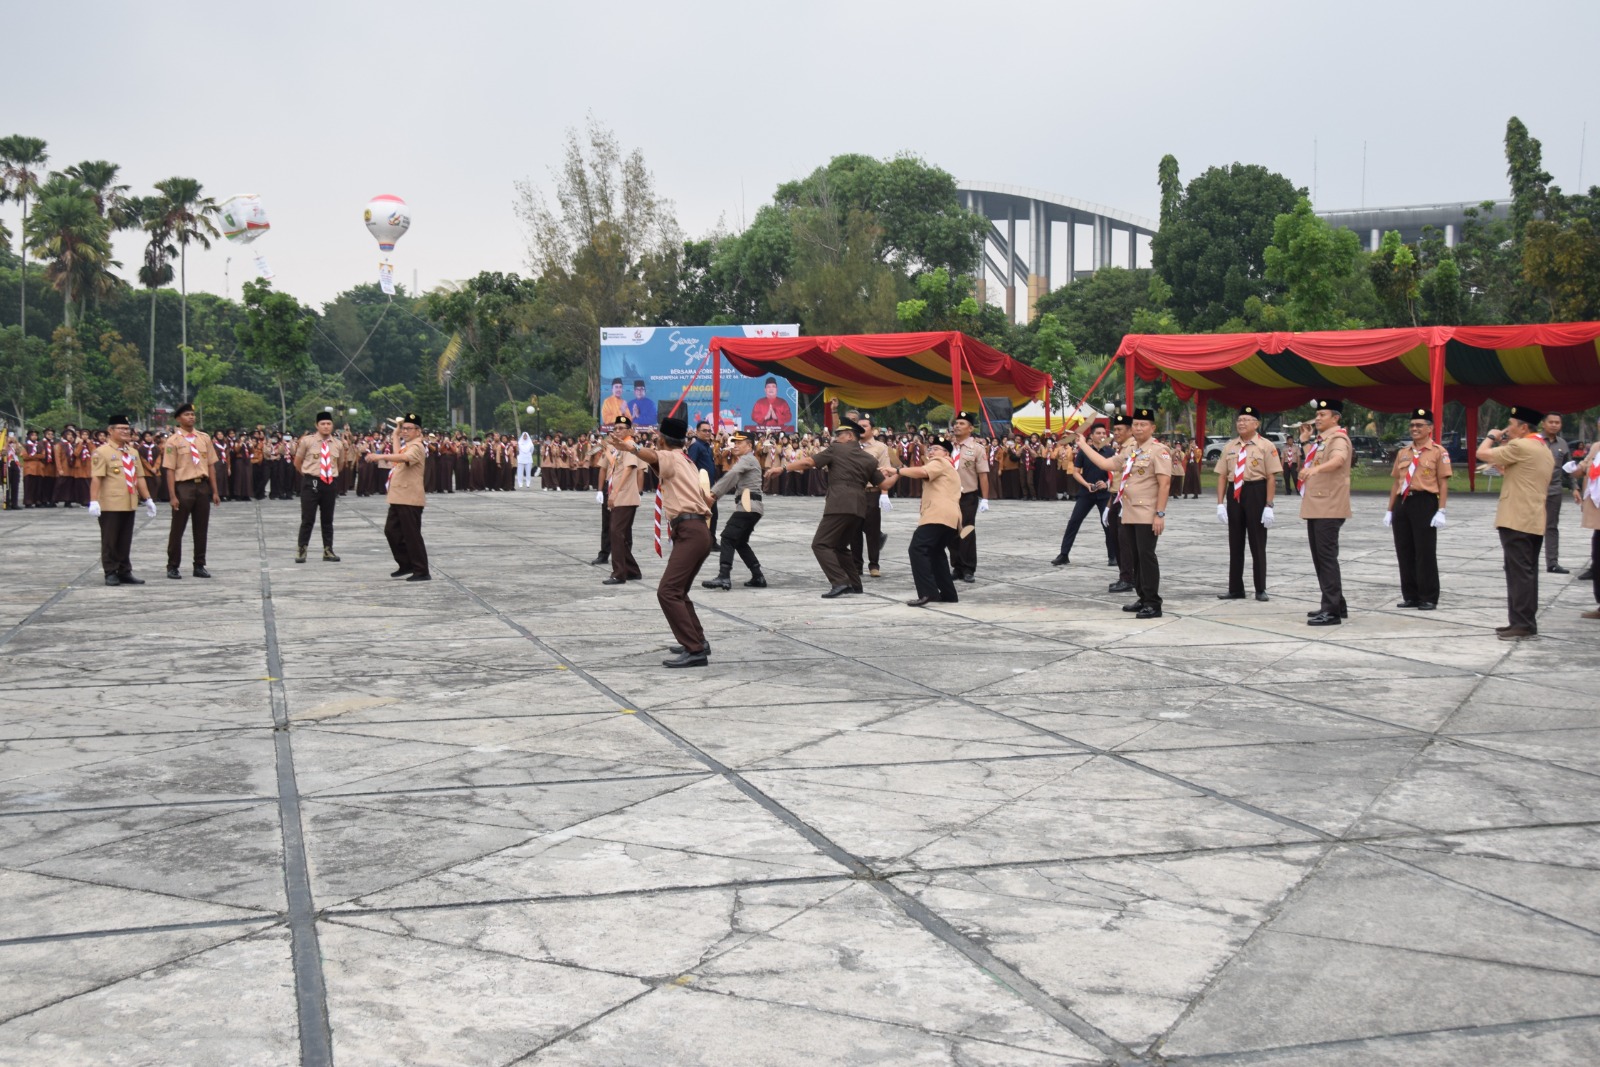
[150,177,219,400]
[0,135,50,337]
[65,160,135,228]
[134,195,176,398]
[23,174,112,328]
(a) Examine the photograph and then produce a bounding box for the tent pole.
[1125,351,1136,413]
[1467,402,1478,494]
[1044,376,1052,431]
[712,347,722,435]
[950,338,964,416]
[1428,342,1446,437]
[1194,391,1206,454]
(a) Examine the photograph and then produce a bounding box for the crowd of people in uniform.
[7,394,1599,667]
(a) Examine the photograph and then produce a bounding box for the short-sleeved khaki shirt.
[1391,441,1451,496]
[384,439,428,507]
[91,443,141,511]
[1214,436,1283,483]
[949,438,989,494]
[1119,440,1173,524]
[163,430,218,480]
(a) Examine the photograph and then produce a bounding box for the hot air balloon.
[364,194,410,252]
[219,194,273,280]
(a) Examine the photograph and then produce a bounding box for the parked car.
[1347,435,1391,462]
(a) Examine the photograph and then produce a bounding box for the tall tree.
[1151,161,1303,330]
[425,272,544,430]
[1262,198,1367,330]
[515,117,681,404]
[0,135,49,337]
[23,175,112,328]
[0,324,48,427]
[64,160,136,229]
[100,329,149,415]
[234,279,313,428]
[133,195,176,397]
[1505,117,1557,238]
[150,177,219,399]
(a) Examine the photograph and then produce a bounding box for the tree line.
[3,115,1595,440]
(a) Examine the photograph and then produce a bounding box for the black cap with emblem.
[954,410,977,425]
[613,414,633,428]
[1131,407,1155,422]
[1311,398,1344,414]
[1238,405,1261,419]
[1410,407,1434,423]
[1509,405,1544,426]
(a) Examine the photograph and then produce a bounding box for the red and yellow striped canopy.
[709,331,1050,410]
[1117,323,1600,413]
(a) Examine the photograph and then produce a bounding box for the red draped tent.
[707,331,1051,432]
[1107,323,1600,490]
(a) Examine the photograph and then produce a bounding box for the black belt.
[1401,489,1438,499]
[670,513,707,525]
[748,491,762,500]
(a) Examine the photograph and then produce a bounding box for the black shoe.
[1122,601,1146,612]
[602,577,626,585]
[590,555,609,566]
[1580,568,1594,581]
[1109,581,1134,593]
[663,650,708,668]
[1107,559,1117,567]
[1255,592,1270,602]
[1135,606,1163,619]
[702,575,732,590]
[296,545,307,564]
[192,566,211,578]
[1396,600,1419,609]
[166,567,182,580]
[117,573,145,585]
[906,596,933,607]
[1416,601,1436,610]
[821,584,852,599]
[1307,611,1342,626]
[1217,592,1246,600]
[744,575,767,588]
[849,584,865,594]
[104,574,121,586]
[1307,607,1349,618]
[1548,565,1569,574]
[670,641,711,654]
[390,568,414,578]
[1050,555,1069,566]
[958,574,975,584]
[406,572,431,582]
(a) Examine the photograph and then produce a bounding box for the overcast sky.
[7,0,1596,309]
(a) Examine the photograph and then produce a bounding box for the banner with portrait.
[598,325,800,432]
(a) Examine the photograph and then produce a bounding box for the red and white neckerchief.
[119,446,138,495]
[1587,447,1600,507]
[185,432,202,466]
[1231,440,1251,500]
[1111,446,1141,509]
[319,437,333,483]
[1397,440,1432,498]
[1297,429,1346,495]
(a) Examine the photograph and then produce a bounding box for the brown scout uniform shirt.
[656,449,708,525]
[163,430,219,481]
[1300,429,1352,520]
[607,444,645,508]
[1214,436,1283,484]
[915,457,961,529]
[1482,435,1555,535]
[90,443,142,511]
[293,433,353,477]
[384,439,428,507]
[948,437,989,494]
[1119,439,1173,524]
[1390,441,1451,496]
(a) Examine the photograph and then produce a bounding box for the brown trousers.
[658,515,712,652]
[813,511,864,589]
[167,479,213,568]
[609,505,641,580]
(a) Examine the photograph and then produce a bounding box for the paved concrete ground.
[2,486,1598,1067]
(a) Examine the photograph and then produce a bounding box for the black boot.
[702,566,732,590]
[296,544,307,564]
[744,570,767,588]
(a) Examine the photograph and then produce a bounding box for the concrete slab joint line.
[254,508,334,1067]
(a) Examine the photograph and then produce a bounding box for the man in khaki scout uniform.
[1386,407,1451,610]
[1477,405,1557,639]
[945,411,992,583]
[1104,415,1135,592]
[602,415,645,586]
[854,416,900,577]
[366,413,431,581]
[163,402,221,580]
[1214,404,1281,602]
[1076,407,1171,618]
[88,415,157,585]
[292,412,350,563]
[879,436,962,606]
[1575,440,1600,620]
[1299,398,1353,625]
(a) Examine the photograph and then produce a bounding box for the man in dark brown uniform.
[163,403,221,580]
[785,419,885,598]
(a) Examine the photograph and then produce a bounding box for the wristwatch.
[1154,510,1166,517]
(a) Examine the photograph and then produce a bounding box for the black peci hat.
[107,414,131,428]
[659,415,689,441]
[1131,407,1155,422]
[1509,405,1545,426]
[1111,413,1131,427]
[401,412,421,426]
[1238,405,1262,419]
[1410,407,1434,423]
[1311,398,1344,414]
[613,414,633,428]
[930,437,954,453]
[315,411,334,423]
[174,402,195,417]
[954,410,978,425]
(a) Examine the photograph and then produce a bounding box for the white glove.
[879,493,892,511]
[1216,503,1228,524]
[87,500,101,517]
[1383,511,1393,528]
[1430,510,1447,528]
[144,498,157,518]
[595,491,605,504]
[977,498,990,513]
[1261,506,1275,528]
[1562,460,1579,474]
